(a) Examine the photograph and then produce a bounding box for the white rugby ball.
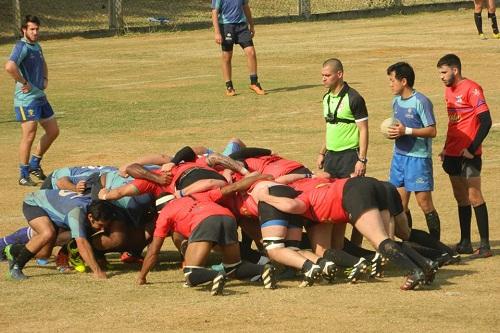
[380,117,400,139]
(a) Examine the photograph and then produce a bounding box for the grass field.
[0,8,499,332]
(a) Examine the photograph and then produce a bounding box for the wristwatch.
[357,157,368,164]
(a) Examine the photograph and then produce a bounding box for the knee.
[47,126,60,141]
[245,47,256,58]
[222,52,232,62]
[39,226,56,243]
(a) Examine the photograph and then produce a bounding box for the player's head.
[21,15,41,42]
[322,58,344,90]
[386,62,415,95]
[87,200,120,231]
[437,54,461,87]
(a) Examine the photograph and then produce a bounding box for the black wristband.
[358,157,368,164]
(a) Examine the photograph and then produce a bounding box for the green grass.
[0,8,499,332]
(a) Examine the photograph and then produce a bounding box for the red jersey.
[245,155,304,178]
[154,189,233,239]
[289,177,332,193]
[296,178,350,223]
[132,160,220,196]
[444,79,489,156]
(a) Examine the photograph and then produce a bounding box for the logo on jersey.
[405,108,414,119]
[472,88,480,96]
[28,109,34,117]
[448,113,460,122]
[455,95,463,104]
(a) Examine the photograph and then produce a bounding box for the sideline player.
[473,0,499,39]
[437,54,493,258]
[211,0,265,96]
[386,62,442,240]
[5,15,60,186]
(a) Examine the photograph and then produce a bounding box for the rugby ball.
[380,117,400,139]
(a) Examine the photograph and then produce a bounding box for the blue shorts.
[14,100,54,122]
[389,154,434,192]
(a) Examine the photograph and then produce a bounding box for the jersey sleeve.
[132,179,163,197]
[153,210,174,238]
[349,91,368,120]
[468,84,489,115]
[211,0,221,10]
[417,95,436,127]
[8,41,27,66]
[66,207,88,239]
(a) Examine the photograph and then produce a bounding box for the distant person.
[473,0,499,39]
[437,54,492,258]
[386,62,441,240]
[211,0,265,96]
[317,58,369,246]
[5,15,59,186]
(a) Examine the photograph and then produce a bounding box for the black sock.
[183,266,219,286]
[239,233,262,264]
[323,248,359,267]
[401,241,442,261]
[16,246,35,269]
[489,12,499,34]
[474,203,490,247]
[378,239,419,273]
[405,210,413,229]
[10,244,25,258]
[400,241,432,271]
[301,259,316,273]
[225,80,233,89]
[300,232,312,249]
[458,205,472,244]
[475,12,483,34]
[343,237,376,260]
[409,229,454,256]
[424,210,441,241]
[250,74,258,85]
[227,261,264,279]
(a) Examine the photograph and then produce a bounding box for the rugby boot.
[249,83,266,95]
[423,260,439,285]
[262,263,278,289]
[210,272,226,296]
[299,263,321,287]
[400,269,425,291]
[455,241,473,254]
[317,258,337,283]
[369,252,384,278]
[469,246,493,259]
[19,176,37,186]
[30,166,47,180]
[225,87,236,96]
[345,258,369,283]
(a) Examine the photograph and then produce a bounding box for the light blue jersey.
[50,166,118,189]
[392,91,436,158]
[212,0,248,24]
[9,38,46,107]
[24,190,92,239]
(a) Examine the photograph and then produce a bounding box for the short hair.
[386,62,415,88]
[323,58,343,72]
[21,15,41,30]
[87,200,120,222]
[437,54,461,73]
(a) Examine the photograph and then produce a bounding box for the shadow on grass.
[266,84,320,94]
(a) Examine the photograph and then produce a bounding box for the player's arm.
[5,60,31,93]
[206,152,249,175]
[76,237,106,279]
[353,119,368,176]
[99,183,140,201]
[43,56,48,89]
[317,144,327,169]
[220,172,273,196]
[176,178,227,197]
[242,3,255,36]
[211,8,222,44]
[125,163,171,185]
[137,236,165,285]
[465,111,492,157]
[257,191,307,215]
[56,176,86,193]
[229,147,272,160]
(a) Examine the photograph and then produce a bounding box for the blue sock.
[29,154,42,170]
[20,164,30,178]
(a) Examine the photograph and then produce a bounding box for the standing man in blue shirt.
[386,62,442,240]
[5,15,60,186]
[211,0,265,96]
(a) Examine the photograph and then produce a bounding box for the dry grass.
[0,8,499,332]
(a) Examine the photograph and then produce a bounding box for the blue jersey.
[8,38,46,107]
[212,0,248,24]
[50,166,118,189]
[24,190,92,239]
[105,171,155,227]
[392,91,436,158]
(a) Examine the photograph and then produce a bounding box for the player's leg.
[30,115,59,181]
[183,241,221,291]
[243,46,265,95]
[0,227,33,260]
[487,0,499,36]
[474,0,487,38]
[415,191,441,240]
[467,176,492,258]
[450,175,474,253]
[18,120,38,185]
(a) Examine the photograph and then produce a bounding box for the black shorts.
[258,185,303,228]
[380,181,404,216]
[176,168,227,190]
[324,148,358,178]
[220,22,254,51]
[189,215,238,245]
[442,155,482,177]
[23,202,49,221]
[289,166,312,175]
[342,177,388,223]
